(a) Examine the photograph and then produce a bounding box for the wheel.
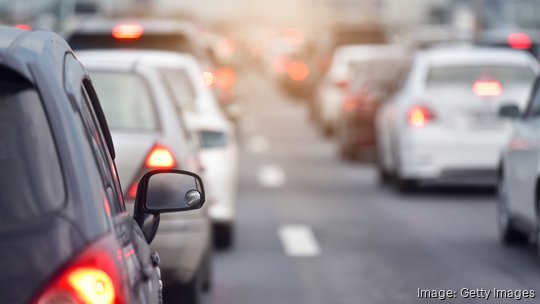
[377,160,393,185]
[201,249,213,292]
[497,175,528,245]
[180,267,204,304]
[395,177,417,193]
[214,223,234,249]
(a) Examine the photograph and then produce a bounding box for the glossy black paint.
[0,27,160,303]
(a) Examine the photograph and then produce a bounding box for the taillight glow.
[112,23,144,40]
[68,268,115,303]
[15,24,32,31]
[472,80,503,97]
[127,182,138,200]
[408,106,434,127]
[34,236,124,304]
[287,61,309,81]
[145,145,177,169]
[215,67,236,90]
[508,33,532,50]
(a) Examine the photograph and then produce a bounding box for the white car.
[314,44,406,135]
[157,54,239,249]
[78,50,213,303]
[497,77,540,251]
[376,46,539,190]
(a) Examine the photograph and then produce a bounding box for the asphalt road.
[203,70,540,304]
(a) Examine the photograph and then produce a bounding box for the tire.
[201,250,213,292]
[395,177,417,193]
[377,161,393,185]
[180,267,204,304]
[497,175,528,245]
[214,223,234,249]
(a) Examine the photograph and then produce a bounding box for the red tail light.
[215,67,236,90]
[472,80,503,97]
[145,144,177,169]
[408,106,434,127]
[287,61,309,82]
[508,33,532,50]
[34,236,125,304]
[15,24,32,31]
[342,95,356,112]
[112,23,144,40]
[127,144,177,199]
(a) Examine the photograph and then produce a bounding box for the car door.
[64,54,161,302]
[506,79,540,222]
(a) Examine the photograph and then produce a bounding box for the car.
[0,27,206,303]
[307,23,387,118]
[497,76,540,251]
[336,45,409,161]
[376,46,539,191]
[77,50,213,303]
[145,52,239,249]
[67,18,242,123]
[315,44,391,135]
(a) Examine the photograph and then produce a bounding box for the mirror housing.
[498,104,521,119]
[133,169,205,239]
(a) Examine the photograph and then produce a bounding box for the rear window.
[69,33,194,54]
[161,68,197,110]
[89,71,158,131]
[427,65,535,88]
[0,73,65,229]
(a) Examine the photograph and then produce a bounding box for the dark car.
[336,46,409,161]
[0,27,206,304]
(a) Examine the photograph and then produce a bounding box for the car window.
[69,33,194,53]
[0,70,65,230]
[81,85,124,214]
[199,130,228,148]
[89,71,158,132]
[161,67,197,110]
[426,65,535,88]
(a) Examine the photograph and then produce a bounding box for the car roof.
[417,46,538,67]
[0,27,68,82]
[76,49,197,70]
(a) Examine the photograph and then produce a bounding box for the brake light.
[145,144,177,169]
[508,33,532,50]
[472,80,503,97]
[215,67,236,90]
[112,23,144,40]
[15,24,32,31]
[34,236,124,304]
[408,106,434,127]
[287,61,309,81]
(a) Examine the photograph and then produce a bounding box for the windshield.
[89,71,158,132]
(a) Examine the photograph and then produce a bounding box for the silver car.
[498,75,540,255]
[78,50,212,303]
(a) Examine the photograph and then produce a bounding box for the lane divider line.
[279,225,321,257]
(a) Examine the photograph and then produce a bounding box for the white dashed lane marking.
[279,225,321,257]
[257,165,286,188]
[246,135,270,154]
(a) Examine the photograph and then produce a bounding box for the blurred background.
[5,0,540,303]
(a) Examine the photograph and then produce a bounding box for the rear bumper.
[152,225,210,283]
[398,127,508,184]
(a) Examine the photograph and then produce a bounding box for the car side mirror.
[133,169,205,243]
[498,104,521,119]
